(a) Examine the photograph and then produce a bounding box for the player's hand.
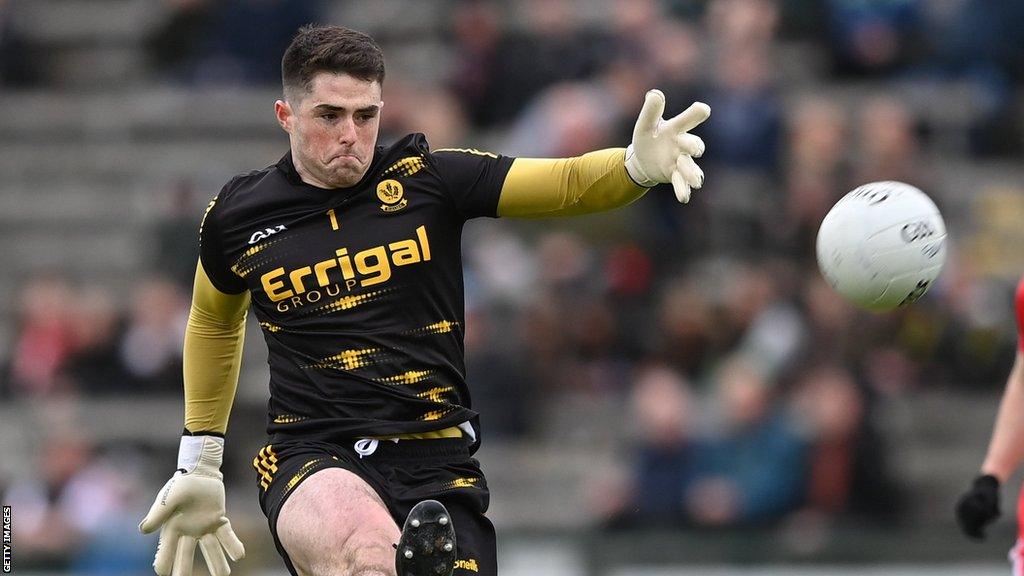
[955,474,1001,540]
[625,89,710,203]
[140,435,245,576]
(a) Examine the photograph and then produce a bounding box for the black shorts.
[252,435,496,576]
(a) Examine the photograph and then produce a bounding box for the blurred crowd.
[4,0,1024,570]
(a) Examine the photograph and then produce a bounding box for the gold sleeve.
[496,148,648,218]
[183,259,250,434]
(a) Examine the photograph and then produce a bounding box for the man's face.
[276,72,382,188]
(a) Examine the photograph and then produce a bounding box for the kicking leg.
[277,467,400,576]
[395,500,458,576]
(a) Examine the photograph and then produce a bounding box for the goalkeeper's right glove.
[140,435,245,576]
[955,474,1001,540]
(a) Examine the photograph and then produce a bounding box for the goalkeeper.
[139,25,709,576]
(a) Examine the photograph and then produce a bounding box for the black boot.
[395,500,457,576]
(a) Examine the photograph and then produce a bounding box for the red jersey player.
[957,277,1024,569]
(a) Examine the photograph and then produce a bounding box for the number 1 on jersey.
[327,208,340,231]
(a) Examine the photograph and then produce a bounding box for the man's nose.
[338,118,357,144]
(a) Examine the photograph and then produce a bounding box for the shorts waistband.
[350,436,471,461]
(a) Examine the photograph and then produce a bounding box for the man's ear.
[275,99,293,133]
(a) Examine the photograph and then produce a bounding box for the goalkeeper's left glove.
[140,434,245,576]
[625,89,710,203]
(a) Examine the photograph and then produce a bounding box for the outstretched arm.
[497,90,709,218]
[139,260,249,576]
[497,149,645,218]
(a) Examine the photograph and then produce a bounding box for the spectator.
[118,277,188,392]
[150,0,321,85]
[8,276,77,397]
[62,287,130,395]
[3,434,92,567]
[503,81,618,157]
[685,356,808,526]
[145,0,216,82]
[771,97,850,259]
[854,96,923,186]
[378,84,469,150]
[656,277,717,378]
[923,0,1024,156]
[152,180,203,290]
[701,44,782,172]
[604,364,702,527]
[791,364,904,524]
[825,0,924,76]
[464,306,534,439]
[446,0,505,127]
[3,433,153,573]
[467,0,609,127]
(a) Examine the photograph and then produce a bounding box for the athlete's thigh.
[277,467,402,576]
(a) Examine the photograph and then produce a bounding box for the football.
[816,181,947,311]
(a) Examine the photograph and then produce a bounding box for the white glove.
[140,435,245,576]
[625,89,711,203]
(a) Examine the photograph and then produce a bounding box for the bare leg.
[276,468,401,576]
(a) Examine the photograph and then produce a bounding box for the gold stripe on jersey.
[252,446,278,490]
[273,414,306,424]
[231,257,268,279]
[405,320,460,335]
[416,386,454,403]
[239,239,281,259]
[231,238,285,278]
[376,370,434,386]
[382,155,426,178]
[420,407,455,421]
[306,347,382,370]
[199,196,217,237]
[433,148,499,159]
[260,322,283,332]
[313,289,388,315]
[441,477,481,491]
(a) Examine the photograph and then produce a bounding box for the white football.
[816,181,947,311]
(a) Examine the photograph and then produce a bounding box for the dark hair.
[282,25,385,98]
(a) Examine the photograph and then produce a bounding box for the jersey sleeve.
[198,190,247,295]
[497,149,647,218]
[1016,276,1024,352]
[429,148,515,219]
[183,260,250,434]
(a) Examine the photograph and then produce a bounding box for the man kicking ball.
[139,25,709,576]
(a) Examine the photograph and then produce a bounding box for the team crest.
[376,179,408,212]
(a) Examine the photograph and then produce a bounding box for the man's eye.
[321,113,337,121]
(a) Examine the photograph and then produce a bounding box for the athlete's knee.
[295,550,395,576]
[350,565,394,576]
[342,531,397,572]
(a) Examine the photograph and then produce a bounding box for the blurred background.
[1,0,1024,574]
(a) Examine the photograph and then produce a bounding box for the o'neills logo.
[377,179,407,212]
[261,225,431,302]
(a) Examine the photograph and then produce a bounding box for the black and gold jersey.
[199,133,513,441]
